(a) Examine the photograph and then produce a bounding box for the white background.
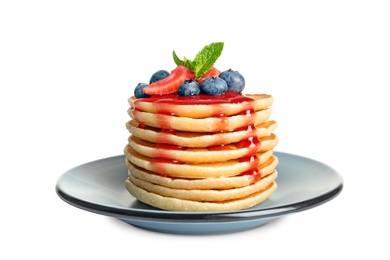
[1,0,389,259]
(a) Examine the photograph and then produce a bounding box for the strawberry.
[142,65,195,95]
[197,67,221,85]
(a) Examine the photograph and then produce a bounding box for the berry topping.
[219,69,245,93]
[149,70,170,84]
[197,67,221,85]
[134,83,151,98]
[142,66,195,95]
[173,42,224,78]
[178,80,201,96]
[133,42,248,98]
[200,77,228,96]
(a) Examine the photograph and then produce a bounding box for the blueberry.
[178,80,201,96]
[219,69,245,93]
[134,83,151,98]
[200,77,228,95]
[149,70,170,84]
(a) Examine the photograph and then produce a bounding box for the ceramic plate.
[56,152,343,235]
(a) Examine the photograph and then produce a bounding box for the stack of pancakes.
[124,93,279,212]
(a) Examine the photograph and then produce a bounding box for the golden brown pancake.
[129,93,273,118]
[127,134,278,163]
[124,92,278,212]
[126,155,279,190]
[126,120,278,148]
[127,170,277,202]
[129,108,272,132]
[124,145,274,178]
[125,178,277,212]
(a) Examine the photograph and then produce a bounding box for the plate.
[56,152,343,235]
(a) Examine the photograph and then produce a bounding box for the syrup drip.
[239,154,259,163]
[236,136,260,149]
[137,122,145,129]
[234,124,254,132]
[207,144,228,151]
[150,157,183,177]
[239,169,262,184]
[155,143,184,150]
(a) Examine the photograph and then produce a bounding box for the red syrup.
[135,92,254,105]
[150,157,183,177]
[133,92,263,177]
[207,144,229,151]
[137,122,145,129]
[154,143,185,150]
[239,154,260,169]
[239,169,262,184]
[234,124,254,132]
[236,136,260,149]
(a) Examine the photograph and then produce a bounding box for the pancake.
[127,134,279,163]
[129,93,274,119]
[124,145,274,178]
[127,170,277,202]
[125,178,277,212]
[126,155,279,190]
[130,108,272,132]
[126,120,278,148]
[125,85,278,211]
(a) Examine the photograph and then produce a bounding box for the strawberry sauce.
[135,92,254,105]
[134,92,263,182]
[239,169,262,184]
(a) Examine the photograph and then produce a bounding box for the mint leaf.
[173,51,193,69]
[183,56,193,70]
[192,42,224,78]
[172,50,184,66]
[172,42,224,78]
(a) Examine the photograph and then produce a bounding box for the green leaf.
[183,57,193,70]
[192,42,224,78]
[172,51,184,66]
[173,52,193,70]
[172,42,224,78]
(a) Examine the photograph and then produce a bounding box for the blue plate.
[56,152,343,235]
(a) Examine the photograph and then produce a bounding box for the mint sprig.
[173,42,224,78]
[172,52,193,69]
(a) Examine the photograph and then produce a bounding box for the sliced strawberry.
[142,65,195,95]
[197,67,221,85]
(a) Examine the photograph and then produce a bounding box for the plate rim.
[56,151,343,223]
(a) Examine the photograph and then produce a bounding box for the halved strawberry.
[142,65,195,95]
[197,67,221,85]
